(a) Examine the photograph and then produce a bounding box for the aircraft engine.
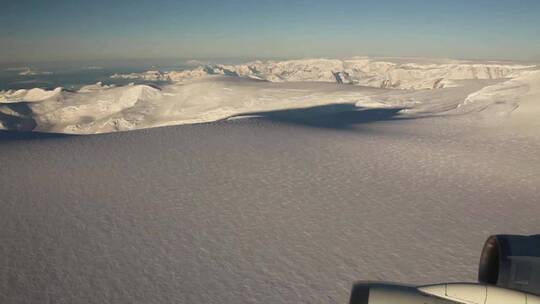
[478,234,540,295]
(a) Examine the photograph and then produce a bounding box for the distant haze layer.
[1,0,540,63]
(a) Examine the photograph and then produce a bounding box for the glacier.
[2,98,539,304]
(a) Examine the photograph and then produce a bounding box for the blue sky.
[1,0,540,63]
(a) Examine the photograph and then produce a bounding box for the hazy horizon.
[2,55,540,69]
[2,0,540,64]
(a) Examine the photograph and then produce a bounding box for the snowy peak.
[0,87,63,103]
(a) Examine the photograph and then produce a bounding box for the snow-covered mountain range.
[1,57,538,134]
[112,57,535,90]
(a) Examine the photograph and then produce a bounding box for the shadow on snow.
[229,103,409,130]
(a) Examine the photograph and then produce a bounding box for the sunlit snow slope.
[0,58,538,134]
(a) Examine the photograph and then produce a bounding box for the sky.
[1,0,540,64]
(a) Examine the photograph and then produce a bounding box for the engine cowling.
[478,234,540,295]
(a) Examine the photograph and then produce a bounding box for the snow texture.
[0,57,539,304]
[1,115,539,304]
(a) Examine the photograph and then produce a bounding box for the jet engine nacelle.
[350,234,540,304]
[479,234,540,295]
[350,282,540,304]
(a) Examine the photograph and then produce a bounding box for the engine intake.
[478,234,540,295]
